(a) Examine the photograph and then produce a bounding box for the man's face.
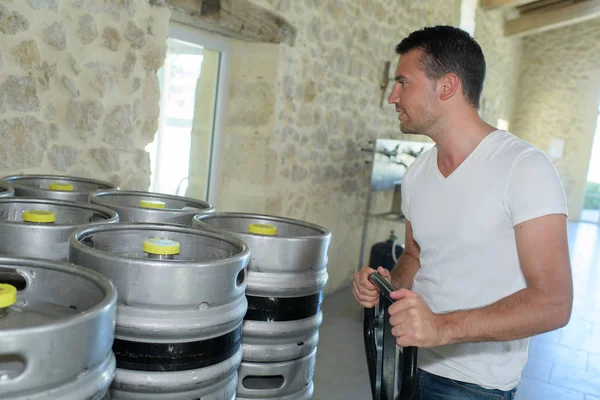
[387,49,441,136]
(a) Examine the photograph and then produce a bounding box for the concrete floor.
[313,222,600,400]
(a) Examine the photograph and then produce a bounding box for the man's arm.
[389,213,573,347]
[390,220,421,290]
[352,220,420,308]
[441,213,572,343]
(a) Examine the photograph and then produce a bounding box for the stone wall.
[474,7,522,128]
[0,0,171,189]
[511,19,600,220]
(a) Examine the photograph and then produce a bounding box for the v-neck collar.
[434,130,501,182]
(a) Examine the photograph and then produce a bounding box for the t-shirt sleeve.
[504,150,568,226]
[401,167,411,221]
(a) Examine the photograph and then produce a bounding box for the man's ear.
[439,73,460,102]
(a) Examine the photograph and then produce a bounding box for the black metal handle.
[363,273,418,400]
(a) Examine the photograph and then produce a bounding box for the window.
[145,23,230,204]
[581,107,600,224]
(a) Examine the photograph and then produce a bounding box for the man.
[352,26,572,399]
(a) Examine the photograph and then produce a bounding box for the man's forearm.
[390,252,420,290]
[439,286,572,345]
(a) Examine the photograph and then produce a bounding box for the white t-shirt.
[400,130,568,390]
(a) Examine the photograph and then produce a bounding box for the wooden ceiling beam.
[505,0,600,37]
[166,0,297,45]
[479,0,541,9]
[516,0,567,13]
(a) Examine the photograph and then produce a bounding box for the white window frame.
[167,22,231,206]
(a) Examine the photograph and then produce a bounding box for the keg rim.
[1,174,118,193]
[0,198,119,227]
[193,212,332,239]
[0,255,117,334]
[89,189,215,213]
[70,222,250,267]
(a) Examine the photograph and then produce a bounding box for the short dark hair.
[395,26,486,108]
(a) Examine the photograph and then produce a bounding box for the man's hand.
[389,289,447,348]
[352,266,392,308]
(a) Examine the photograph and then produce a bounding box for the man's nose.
[388,85,399,104]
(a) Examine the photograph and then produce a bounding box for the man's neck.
[430,112,497,177]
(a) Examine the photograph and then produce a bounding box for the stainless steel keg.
[0,198,119,261]
[0,182,14,198]
[69,223,250,399]
[192,213,331,400]
[2,174,117,203]
[0,256,117,400]
[89,190,214,225]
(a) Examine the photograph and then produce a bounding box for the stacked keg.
[2,174,118,203]
[0,182,14,198]
[0,174,120,400]
[0,256,117,399]
[0,198,118,260]
[0,171,333,399]
[90,189,214,224]
[68,223,250,399]
[193,213,331,400]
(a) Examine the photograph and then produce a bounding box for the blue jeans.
[415,369,517,400]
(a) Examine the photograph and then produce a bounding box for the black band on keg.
[113,325,241,372]
[245,293,322,322]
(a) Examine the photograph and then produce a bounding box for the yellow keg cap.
[248,223,277,236]
[23,209,56,223]
[143,238,180,255]
[0,284,17,308]
[49,182,74,191]
[139,200,166,209]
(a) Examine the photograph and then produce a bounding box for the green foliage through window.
[584,182,600,209]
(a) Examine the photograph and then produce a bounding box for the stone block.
[90,147,121,172]
[0,75,40,112]
[62,76,79,98]
[71,0,102,14]
[102,27,120,51]
[125,20,146,49]
[27,0,59,11]
[12,40,41,70]
[85,62,118,98]
[0,4,29,35]
[37,61,57,91]
[44,21,66,51]
[67,99,104,141]
[142,45,165,72]
[0,117,46,169]
[47,145,80,171]
[102,104,136,149]
[77,14,98,44]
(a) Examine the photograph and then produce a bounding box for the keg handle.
[238,370,287,394]
[0,353,28,383]
[363,272,418,400]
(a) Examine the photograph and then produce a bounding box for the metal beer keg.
[69,223,250,399]
[0,198,118,260]
[0,256,117,400]
[0,182,14,198]
[193,213,331,400]
[89,190,214,225]
[2,175,117,203]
